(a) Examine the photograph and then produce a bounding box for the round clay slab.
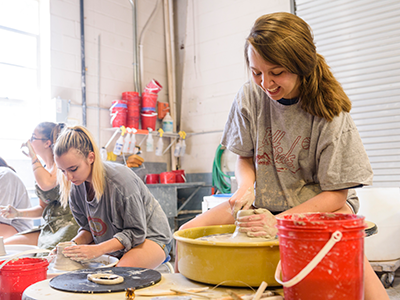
[49,267,161,293]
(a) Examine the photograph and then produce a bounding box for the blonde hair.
[53,126,105,207]
[245,12,351,121]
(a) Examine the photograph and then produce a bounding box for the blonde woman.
[54,126,172,268]
[1,122,79,251]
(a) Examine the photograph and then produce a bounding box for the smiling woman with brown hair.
[177,12,389,300]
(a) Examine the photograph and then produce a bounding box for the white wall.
[50,0,169,164]
[179,0,291,173]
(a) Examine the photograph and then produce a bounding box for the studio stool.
[161,254,174,273]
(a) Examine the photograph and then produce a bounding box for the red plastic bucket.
[141,112,157,131]
[122,91,139,101]
[0,257,49,300]
[172,170,186,183]
[144,79,162,94]
[142,92,158,109]
[110,100,127,128]
[275,213,366,300]
[145,173,159,184]
[127,106,140,129]
[160,172,176,184]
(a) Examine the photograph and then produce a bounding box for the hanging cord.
[212,144,231,194]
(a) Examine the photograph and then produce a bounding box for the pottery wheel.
[49,267,161,293]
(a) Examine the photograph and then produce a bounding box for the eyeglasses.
[30,135,48,142]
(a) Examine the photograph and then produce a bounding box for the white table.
[23,273,273,300]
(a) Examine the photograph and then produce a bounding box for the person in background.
[1,122,79,252]
[53,126,173,268]
[0,157,33,239]
[177,12,389,299]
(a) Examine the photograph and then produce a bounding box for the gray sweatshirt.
[69,162,172,258]
[221,81,373,213]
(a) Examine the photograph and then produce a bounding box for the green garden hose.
[212,144,231,194]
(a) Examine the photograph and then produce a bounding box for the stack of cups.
[110,100,127,128]
[122,91,141,130]
[141,79,162,131]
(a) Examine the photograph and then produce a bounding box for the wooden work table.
[22,273,283,299]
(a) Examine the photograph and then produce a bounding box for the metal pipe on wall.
[163,0,177,131]
[129,0,140,93]
[97,34,101,145]
[80,0,87,126]
[163,0,177,169]
[139,0,161,93]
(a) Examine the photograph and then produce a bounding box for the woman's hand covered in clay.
[62,244,104,262]
[229,187,255,218]
[20,140,36,159]
[0,205,20,219]
[236,208,278,239]
[46,247,58,263]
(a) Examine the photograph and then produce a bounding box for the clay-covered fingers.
[46,247,57,263]
[236,208,277,239]
[0,206,6,218]
[62,245,102,262]
[229,187,255,218]
[49,246,57,256]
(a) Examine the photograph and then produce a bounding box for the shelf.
[102,127,223,153]
[145,182,206,188]
[103,127,222,138]
[104,127,179,138]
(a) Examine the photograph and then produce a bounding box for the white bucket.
[202,194,232,213]
[357,187,400,261]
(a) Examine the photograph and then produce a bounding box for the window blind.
[296,0,400,187]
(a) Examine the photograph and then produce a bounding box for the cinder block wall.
[50,0,169,165]
[179,0,291,174]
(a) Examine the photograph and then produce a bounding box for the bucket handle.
[0,248,51,270]
[274,230,342,287]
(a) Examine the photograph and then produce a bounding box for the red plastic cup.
[145,174,159,184]
[160,172,176,184]
[172,170,186,183]
[144,79,162,94]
